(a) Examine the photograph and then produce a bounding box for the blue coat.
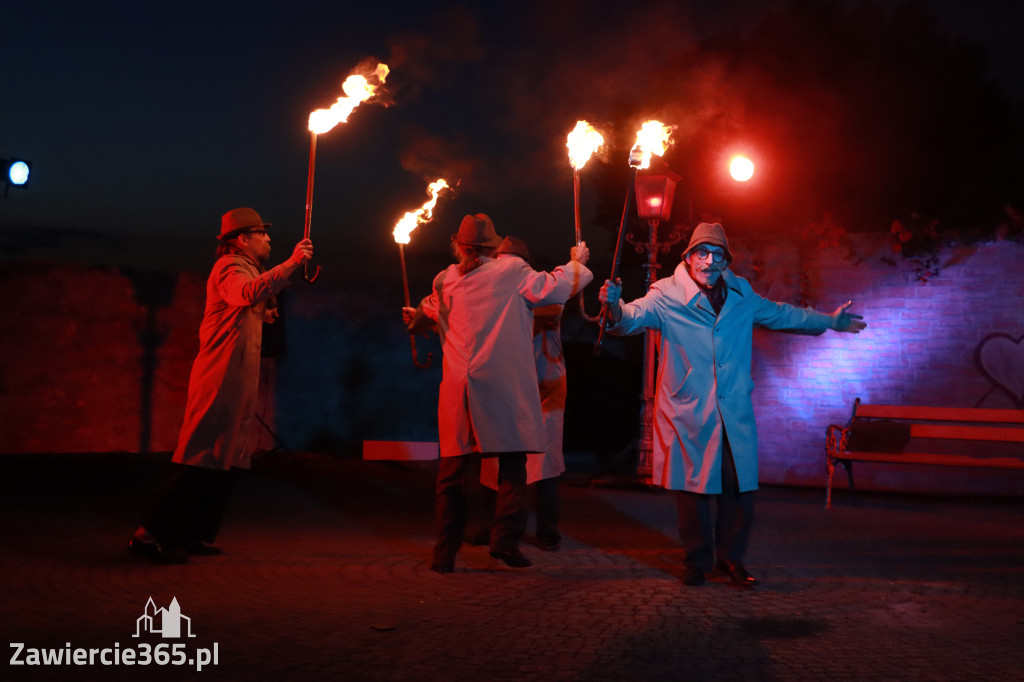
[609,262,833,493]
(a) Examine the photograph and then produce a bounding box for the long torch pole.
[303,132,321,283]
[574,167,599,323]
[573,168,582,246]
[400,243,431,368]
[399,242,410,306]
[593,165,638,354]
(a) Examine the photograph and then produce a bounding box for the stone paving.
[2,453,1023,681]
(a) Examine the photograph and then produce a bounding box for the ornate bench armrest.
[825,423,850,458]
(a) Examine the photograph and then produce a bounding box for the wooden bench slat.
[834,452,1024,469]
[826,400,1024,509]
[909,423,1024,442]
[855,405,1024,423]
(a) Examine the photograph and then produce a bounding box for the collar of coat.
[218,251,267,275]
[671,261,744,314]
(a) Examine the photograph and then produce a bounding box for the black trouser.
[434,453,527,565]
[141,462,232,546]
[533,476,560,544]
[675,435,754,570]
[476,474,560,543]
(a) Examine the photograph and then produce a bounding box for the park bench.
[824,398,1024,508]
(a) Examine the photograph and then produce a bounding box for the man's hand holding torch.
[281,238,315,277]
[403,303,435,336]
[598,277,623,325]
[571,241,590,266]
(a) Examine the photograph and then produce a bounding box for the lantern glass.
[634,164,681,222]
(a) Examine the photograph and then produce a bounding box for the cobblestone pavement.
[2,453,1023,681]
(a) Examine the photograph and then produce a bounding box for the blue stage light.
[7,159,30,186]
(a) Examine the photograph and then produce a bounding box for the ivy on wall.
[886,204,1024,283]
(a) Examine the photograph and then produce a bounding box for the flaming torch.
[393,179,452,368]
[631,120,672,170]
[594,120,673,353]
[566,120,604,321]
[303,61,390,282]
[566,120,604,245]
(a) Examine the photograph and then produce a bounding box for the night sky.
[3,0,1023,277]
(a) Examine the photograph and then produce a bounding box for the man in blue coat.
[599,222,865,587]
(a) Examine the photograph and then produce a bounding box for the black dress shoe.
[430,562,455,574]
[128,537,187,565]
[682,566,705,586]
[716,560,758,587]
[489,549,532,568]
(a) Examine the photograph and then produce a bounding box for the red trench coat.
[609,262,833,493]
[420,256,592,459]
[172,253,293,471]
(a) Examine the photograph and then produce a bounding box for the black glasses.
[691,247,725,264]
[247,229,268,236]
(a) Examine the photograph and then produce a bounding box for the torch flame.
[308,62,390,135]
[567,120,604,170]
[393,179,451,245]
[631,120,672,169]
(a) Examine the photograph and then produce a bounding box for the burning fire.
[632,120,672,169]
[567,121,604,170]
[308,62,390,135]
[393,179,451,245]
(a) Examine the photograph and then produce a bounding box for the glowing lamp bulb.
[8,160,30,185]
[730,156,754,182]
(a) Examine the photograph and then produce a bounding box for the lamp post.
[626,160,683,481]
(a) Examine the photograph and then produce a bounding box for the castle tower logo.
[133,597,196,639]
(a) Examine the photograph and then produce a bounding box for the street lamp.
[729,155,754,182]
[626,159,683,481]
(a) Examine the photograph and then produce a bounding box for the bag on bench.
[845,420,911,454]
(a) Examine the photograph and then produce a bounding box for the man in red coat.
[129,207,312,563]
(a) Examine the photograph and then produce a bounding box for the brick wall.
[3,237,1023,496]
[0,264,205,454]
[0,261,440,456]
[744,235,1024,496]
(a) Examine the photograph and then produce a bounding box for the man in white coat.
[129,207,313,563]
[405,215,592,573]
[599,222,865,587]
[479,236,569,551]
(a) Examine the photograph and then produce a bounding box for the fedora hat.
[684,222,733,263]
[452,213,503,248]
[496,236,532,264]
[219,207,271,241]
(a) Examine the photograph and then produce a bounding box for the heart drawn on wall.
[977,333,1024,405]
